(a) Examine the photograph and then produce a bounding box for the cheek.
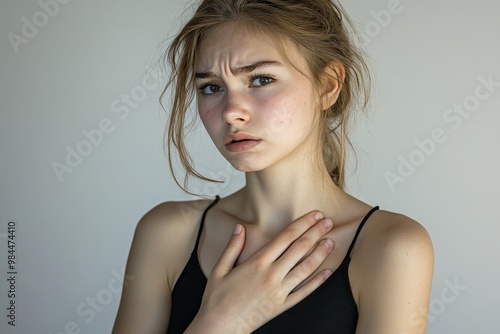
[198,96,221,121]
[199,111,216,134]
[260,91,311,135]
[198,103,212,126]
[255,92,292,134]
[198,98,213,122]
[198,107,223,145]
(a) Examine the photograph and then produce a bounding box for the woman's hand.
[185,211,334,334]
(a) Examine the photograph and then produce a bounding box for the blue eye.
[200,84,223,95]
[251,76,274,87]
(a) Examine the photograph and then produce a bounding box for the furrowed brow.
[194,60,281,79]
[194,71,216,79]
[233,60,282,74]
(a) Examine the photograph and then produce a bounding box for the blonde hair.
[160,0,371,196]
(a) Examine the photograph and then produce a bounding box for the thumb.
[211,224,245,278]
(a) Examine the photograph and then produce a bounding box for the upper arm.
[355,215,434,334]
[112,201,201,334]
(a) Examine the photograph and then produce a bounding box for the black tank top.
[167,195,379,333]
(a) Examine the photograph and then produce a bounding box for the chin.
[226,158,268,173]
[229,164,260,173]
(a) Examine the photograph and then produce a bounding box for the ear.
[320,62,345,110]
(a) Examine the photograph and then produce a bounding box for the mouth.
[230,139,257,143]
[223,132,261,146]
[223,132,261,153]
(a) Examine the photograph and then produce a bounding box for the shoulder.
[132,198,215,284]
[352,209,434,333]
[367,209,432,250]
[373,210,433,263]
[353,209,434,279]
[112,198,214,333]
[135,198,212,234]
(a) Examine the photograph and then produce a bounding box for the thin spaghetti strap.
[346,205,379,258]
[193,195,220,253]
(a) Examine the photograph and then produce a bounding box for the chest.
[169,224,361,334]
[197,217,358,291]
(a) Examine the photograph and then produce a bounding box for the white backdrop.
[1,1,499,333]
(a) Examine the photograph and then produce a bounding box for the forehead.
[195,25,300,71]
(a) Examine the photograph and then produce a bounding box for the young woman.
[112,0,434,333]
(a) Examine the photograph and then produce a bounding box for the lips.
[223,132,261,146]
[224,132,261,153]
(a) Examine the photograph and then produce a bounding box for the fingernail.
[323,218,333,229]
[233,224,242,235]
[314,211,324,220]
[323,269,333,280]
[324,238,334,250]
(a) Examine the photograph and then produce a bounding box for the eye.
[199,83,224,95]
[251,75,274,87]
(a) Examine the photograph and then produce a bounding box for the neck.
[232,158,345,235]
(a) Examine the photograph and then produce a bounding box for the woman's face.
[194,26,321,173]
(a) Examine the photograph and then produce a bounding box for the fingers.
[273,216,334,275]
[210,224,246,279]
[253,211,325,262]
[284,269,333,310]
[283,237,334,291]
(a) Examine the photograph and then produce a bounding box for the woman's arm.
[355,213,434,334]
[112,201,203,334]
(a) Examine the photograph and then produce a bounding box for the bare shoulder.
[131,199,206,255]
[134,198,214,282]
[353,209,434,277]
[366,209,432,248]
[112,198,213,334]
[136,198,212,235]
[351,209,435,333]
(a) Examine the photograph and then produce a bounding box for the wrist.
[183,311,252,334]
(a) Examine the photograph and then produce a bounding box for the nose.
[221,90,251,125]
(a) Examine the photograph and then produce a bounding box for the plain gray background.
[1,0,499,333]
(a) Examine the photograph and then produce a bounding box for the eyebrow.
[194,60,282,79]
